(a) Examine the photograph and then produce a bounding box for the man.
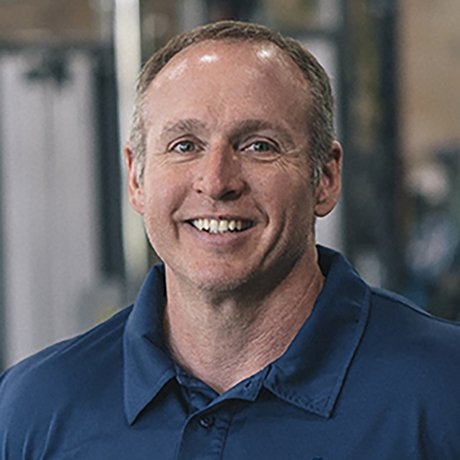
[1,20,459,459]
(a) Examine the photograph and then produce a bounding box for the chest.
[25,390,438,460]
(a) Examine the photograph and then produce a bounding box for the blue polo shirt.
[1,246,460,459]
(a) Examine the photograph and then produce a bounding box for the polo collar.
[123,265,175,425]
[263,246,370,418]
[123,247,370,424]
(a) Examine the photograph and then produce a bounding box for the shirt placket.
[174,372,234,460]
[175,405,236,460]
[173,365,268,459]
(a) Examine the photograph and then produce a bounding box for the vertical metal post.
[114,0,149,284]
[0,55,5,370]
[177,0,207,31]
[372,0,405,290]
[336,0,354,259]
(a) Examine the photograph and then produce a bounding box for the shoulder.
[1,305,131,388]
[348,288,460,454]
[363,286,460,399]
[0,306,132,451]
[369,286,460,349]
[0,305,132,397]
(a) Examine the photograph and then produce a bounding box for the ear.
[314,141,342,217]
[124,144,145,215]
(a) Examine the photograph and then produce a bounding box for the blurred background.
[0,0,459,369]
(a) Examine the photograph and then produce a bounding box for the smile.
[189,218,254,234]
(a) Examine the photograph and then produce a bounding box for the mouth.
[187,218,255,234]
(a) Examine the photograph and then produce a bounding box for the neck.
[164,251,324,394]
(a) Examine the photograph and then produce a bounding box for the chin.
[192,272,251,293]
[179,262,259,295]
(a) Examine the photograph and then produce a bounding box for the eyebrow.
[159,118,208,144]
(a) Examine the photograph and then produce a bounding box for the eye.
[241,139,280,160]
[170,139,199,154]
[246,141,273,152]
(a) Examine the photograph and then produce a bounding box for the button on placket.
[177,408,235,459]
[199,415,215,429]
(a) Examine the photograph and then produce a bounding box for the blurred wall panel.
[0,50,102,366]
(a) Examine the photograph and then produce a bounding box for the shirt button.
[199,415,215,429]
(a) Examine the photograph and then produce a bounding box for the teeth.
[218,220,228,232]
[210,219,218,233]
[190,218,252,234]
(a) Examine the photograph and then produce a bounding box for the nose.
[192,144,247,201]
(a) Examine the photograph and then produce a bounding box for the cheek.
[141,173,182,257]
[253,164,313,211]
[142,167,183,225]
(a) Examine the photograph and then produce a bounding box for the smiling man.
[1,21,460,459]
[124,33,341,394]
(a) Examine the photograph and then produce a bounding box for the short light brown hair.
[129,20,336,183]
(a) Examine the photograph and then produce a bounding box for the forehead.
[149,39,308,94]
[142,40,310,127]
